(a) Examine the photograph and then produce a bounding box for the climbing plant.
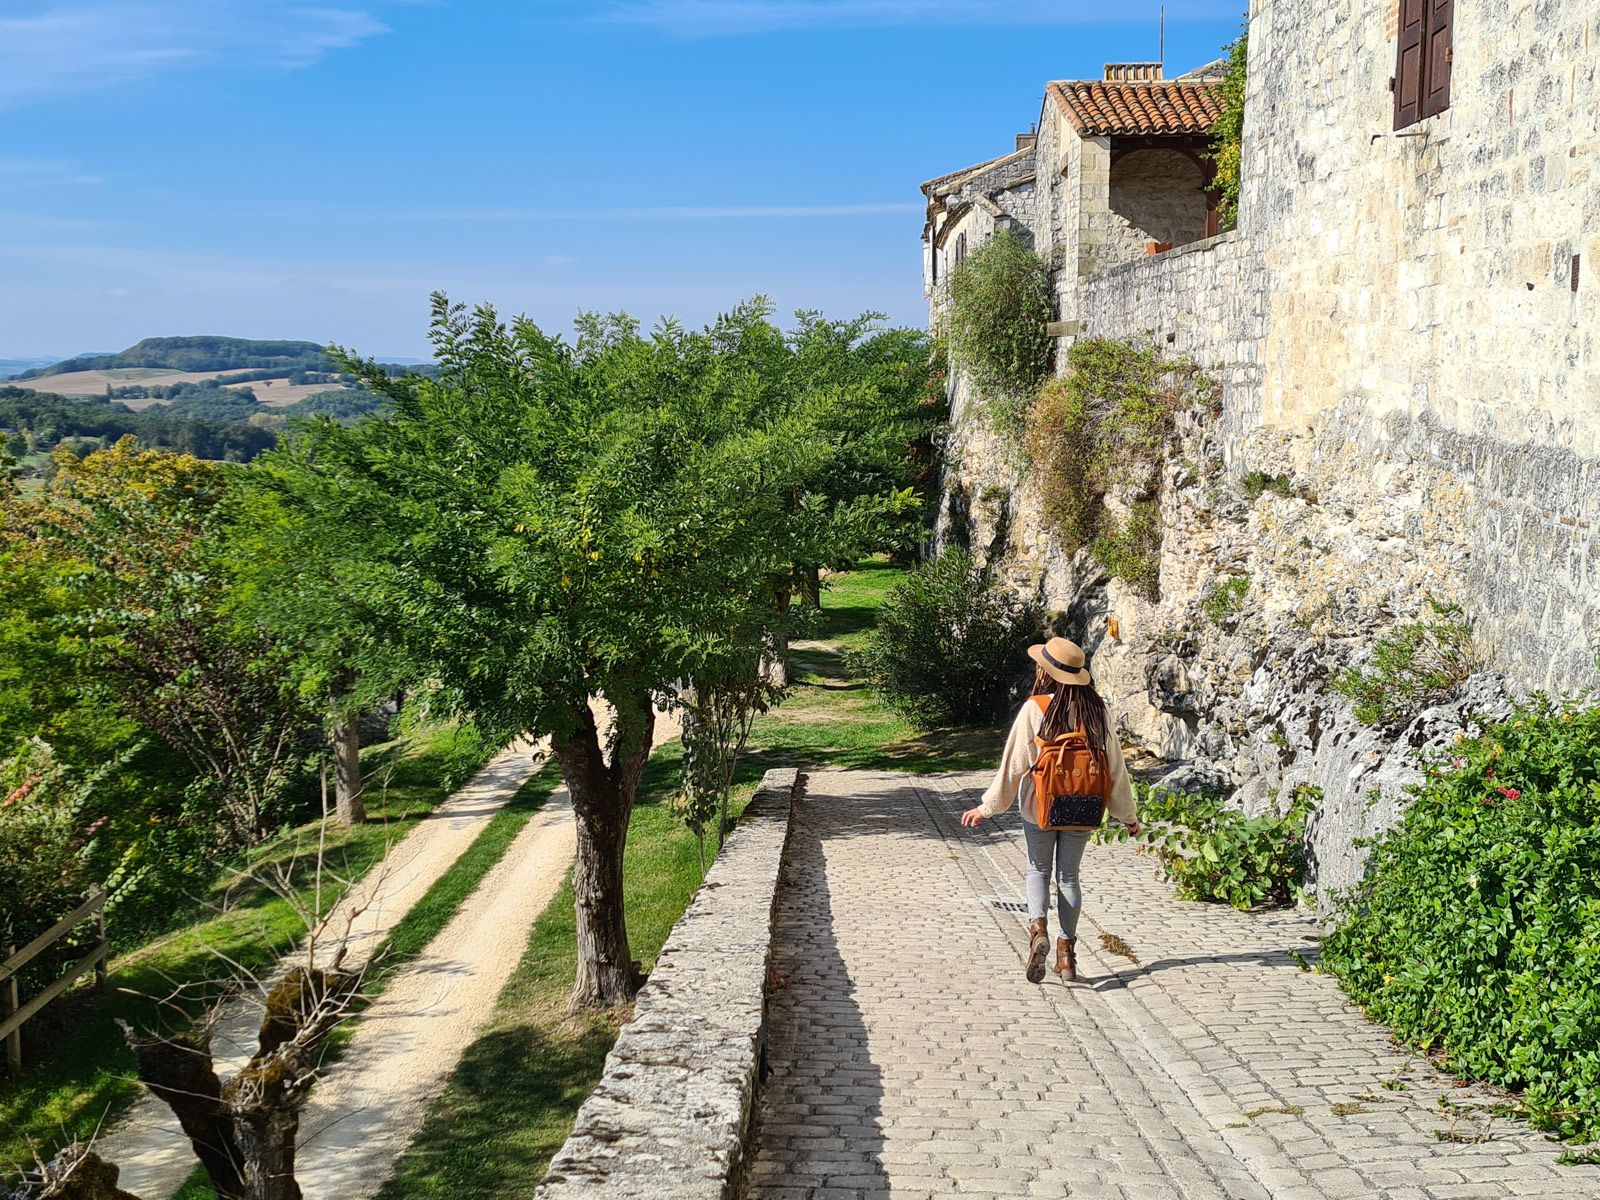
[1209,26,1249,231]
[940,230,1055,437]
[1022,337,1205,599]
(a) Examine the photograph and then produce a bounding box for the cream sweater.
[977,698,1139,827]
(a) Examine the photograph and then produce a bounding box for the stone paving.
[742,769,1600,1200]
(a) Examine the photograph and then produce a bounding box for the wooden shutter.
[1422,0,1454,118]
[1393,0,1426,129]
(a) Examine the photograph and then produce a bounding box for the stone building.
[921,0,1600,894]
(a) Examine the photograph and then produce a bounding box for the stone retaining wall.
[534,767,801,1200]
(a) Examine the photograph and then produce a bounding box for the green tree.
[251,293,925,1009]
[5,440,317,846]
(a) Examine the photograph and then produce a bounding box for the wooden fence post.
[92,885,109,993]
[3,944,19,1075]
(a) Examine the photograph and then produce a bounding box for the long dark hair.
[1033,665,1109,752]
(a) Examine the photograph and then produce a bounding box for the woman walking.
[960,637,1140,983]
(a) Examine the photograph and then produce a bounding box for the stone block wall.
[534,769,802,1200]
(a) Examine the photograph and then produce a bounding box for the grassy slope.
[379,560,1006,1199]
[0,725,503,1175]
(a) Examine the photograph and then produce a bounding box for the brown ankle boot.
[1054,936,1078,982]
[1026,918,1049,983]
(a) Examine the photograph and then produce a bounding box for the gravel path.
[294,786,577,1198]
[743,768,1600,1200]
[95,737,551,1199]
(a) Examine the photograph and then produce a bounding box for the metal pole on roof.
[1160,6,1165,71]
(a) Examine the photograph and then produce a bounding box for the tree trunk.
[330,668,364,826]
[766,586,793,687]
[125,1033,245,1200]
[331,714,363,825]
[551,692,656,1011]
[231,1103,302,1200]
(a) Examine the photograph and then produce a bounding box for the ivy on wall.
[1209,26,1248,232]
[1022,338,1206,598]
[940,230,1055,438]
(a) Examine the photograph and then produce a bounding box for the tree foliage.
[4,439,317,848]
[243,292,931,1008]
[1209,26,1249,231]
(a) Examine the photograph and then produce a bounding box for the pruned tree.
[7,846,379,1200]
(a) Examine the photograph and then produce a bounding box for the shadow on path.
[741,779,888,1198]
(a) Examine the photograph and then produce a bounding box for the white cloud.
[598,0,1239,36]
[0,2,389,108]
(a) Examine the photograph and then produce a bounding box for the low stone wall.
[534,768,801,1200]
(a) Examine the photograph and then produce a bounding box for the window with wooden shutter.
[1394,0,1452,129]
[1422,0,1453,118]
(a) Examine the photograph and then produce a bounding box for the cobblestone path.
[743,769,1600,1200]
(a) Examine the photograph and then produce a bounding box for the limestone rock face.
[937,400,1539,902]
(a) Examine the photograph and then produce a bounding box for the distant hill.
[17,337,333,379]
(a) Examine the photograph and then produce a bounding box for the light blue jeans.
[1022,822,1092,937]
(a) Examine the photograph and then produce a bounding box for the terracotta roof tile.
[1048,80,1224,136]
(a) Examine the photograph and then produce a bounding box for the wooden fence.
[1,886,109,1074]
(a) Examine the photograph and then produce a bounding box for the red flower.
[1496,786,1521,801]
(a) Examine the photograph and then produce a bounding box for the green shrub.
[1,742,101,995]
[1202,574,1250,624]
[1023,338,1204,599]
[1322,697,1600,1141]
[941,231,1055,434]
[1241,470,1293,501]
[1090,501,1163,599]
[1332,597,1477,726]
[850,548,1039,729]
[1107,784,1317,909]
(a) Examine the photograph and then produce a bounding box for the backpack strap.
[1030,694,1051,716]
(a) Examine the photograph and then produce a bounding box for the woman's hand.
[960,807,984,827]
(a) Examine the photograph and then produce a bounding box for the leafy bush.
[940,231,1054,433]
[1106,784,1317,909]
[1332,597,1477,726]
[1202,574,1250,624]
[850,548,1039,729]
[1,741,101,993]
[1023,338,1204,597]
[1322,697,1600,1141]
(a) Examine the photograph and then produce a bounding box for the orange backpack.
[1028,694,1109,830]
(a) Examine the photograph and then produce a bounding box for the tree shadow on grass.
[371,1018,618,1200]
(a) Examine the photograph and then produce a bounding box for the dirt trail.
[294,788,576,1196]
[95,737,550,1199]
[97,707,681,1199]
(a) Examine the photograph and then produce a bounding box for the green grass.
[376,741,730,1199]
[745,559,1007,775]
[0,723,501,1177]
[377,560,1006,1199]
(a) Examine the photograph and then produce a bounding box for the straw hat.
[1028,636,1093,686]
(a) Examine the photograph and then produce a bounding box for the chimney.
[1103,62,1164,82]
[1015,124,1038,151]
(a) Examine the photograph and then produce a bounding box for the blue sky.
[0,1,1244,360]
